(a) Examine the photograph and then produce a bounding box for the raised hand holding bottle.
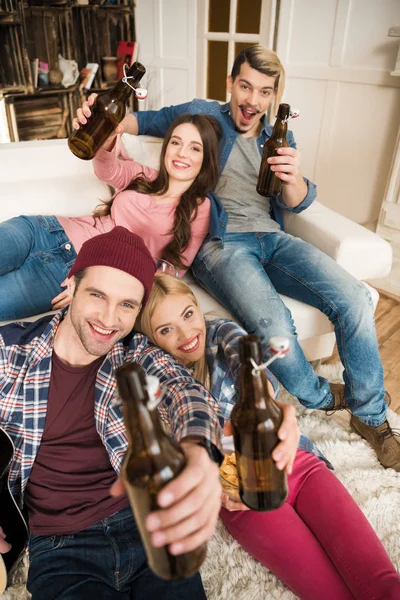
[68,62,147,160]
[116,362,206,580]
[257,103,291,197]
[231,335,289,511]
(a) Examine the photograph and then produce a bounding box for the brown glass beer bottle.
[116,362,207,580]
[256,103,290,197]
[68,62,146,161]
[231,335,288,511]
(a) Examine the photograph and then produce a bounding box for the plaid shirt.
[0,312,224,505]
[205,318,332,468]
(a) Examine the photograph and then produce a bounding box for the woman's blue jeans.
[0,216,76,320]
[192,231,387,427]
[27,505,206,600]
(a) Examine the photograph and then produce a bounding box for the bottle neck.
[123,395,165,456]
[117,364,164,456]
[239,335,270,409]
[270,116,288,142]
[109,79,135,102]
[110,62,145,102]
[269,103,290,141]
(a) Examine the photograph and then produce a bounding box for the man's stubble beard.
[69,304,115,358]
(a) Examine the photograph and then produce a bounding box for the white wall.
[136,0,400,225]
[135,0,197,110]
[277,0,400,225]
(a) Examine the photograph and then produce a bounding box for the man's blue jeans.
[0,215,76,320]
[192,231,387,427]
[27,505,206,599]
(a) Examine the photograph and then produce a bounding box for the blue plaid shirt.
[205,318,332,468]
[0,312,224,506]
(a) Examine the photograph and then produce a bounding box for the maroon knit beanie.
[68,227,156,305]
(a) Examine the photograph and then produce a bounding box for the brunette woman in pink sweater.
[0,113,221,321]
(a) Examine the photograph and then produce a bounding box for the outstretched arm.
[73,93,139,147]
[133,102,194,138]
[110,440,221,554]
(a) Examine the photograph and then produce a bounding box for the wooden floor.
[323,288,400,414]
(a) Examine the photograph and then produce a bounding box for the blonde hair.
[231,45,285,114]
[137,273,210,388]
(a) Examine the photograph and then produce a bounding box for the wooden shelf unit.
[0,0,136,141]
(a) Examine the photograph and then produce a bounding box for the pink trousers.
[220,450,400,600]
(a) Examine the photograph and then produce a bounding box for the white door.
[275,0,400,225]
[377,27,400,245]
[196,0,276,101]
[135,0,197,110]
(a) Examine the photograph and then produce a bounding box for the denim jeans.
[27,505,206,600]
[192,231,387,427]
[0,215,76,320]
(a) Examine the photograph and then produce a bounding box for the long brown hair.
[93,114,222,271]
[137,273,210,388]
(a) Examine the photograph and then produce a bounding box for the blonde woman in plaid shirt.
[138,273,400,600]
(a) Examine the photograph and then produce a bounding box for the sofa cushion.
[0,140,110,221]
[120,133,162,170]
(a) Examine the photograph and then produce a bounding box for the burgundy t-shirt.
[24,351,128,535]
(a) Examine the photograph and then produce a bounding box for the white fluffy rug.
[201,367,400,600]
[3,364,400,600]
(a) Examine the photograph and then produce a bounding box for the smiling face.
[64,266,144,362]
[164,122,204,186]
[150,293,206,367]
[227,61,276,137]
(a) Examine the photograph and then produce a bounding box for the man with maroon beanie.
[0,227,223,599]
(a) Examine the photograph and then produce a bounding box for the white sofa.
[0,136,393,362]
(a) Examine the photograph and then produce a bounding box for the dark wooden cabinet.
[0,0,136,141]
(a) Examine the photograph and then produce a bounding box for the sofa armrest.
[283,201,392,281]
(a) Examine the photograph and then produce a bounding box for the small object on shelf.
[116,41,138,80]
[49,68,63,85]
[30,58,39,88]
[101,56,120,83]
[80,63,99,90]
[38,61,49,87]
[58,54,79,88]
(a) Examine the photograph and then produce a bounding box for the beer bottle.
[231,335,288,511]
[68,61,146,161]
[256,103,290,197]
[116,362,207,580]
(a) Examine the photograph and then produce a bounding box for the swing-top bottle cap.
[116,362,148,403]
[146,375,163,410]
[276,103,291,120]
[125,61,146,82]
[239,335,262,363]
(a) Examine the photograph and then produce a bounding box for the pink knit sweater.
[57,145,210,277]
